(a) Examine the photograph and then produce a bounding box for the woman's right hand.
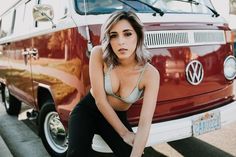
[122,131,135,146]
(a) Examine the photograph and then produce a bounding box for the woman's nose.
[118,36,125,45]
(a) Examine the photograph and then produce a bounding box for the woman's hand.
[122,131,135,146]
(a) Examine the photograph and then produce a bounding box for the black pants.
[66,92,133,157]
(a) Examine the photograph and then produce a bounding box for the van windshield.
[75,0,214,15]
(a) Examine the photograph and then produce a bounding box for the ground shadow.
[168,137,234,157]
[91,147,167,157]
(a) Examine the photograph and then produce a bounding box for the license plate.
[192,111,221,136]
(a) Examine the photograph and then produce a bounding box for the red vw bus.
[0,0,236,156]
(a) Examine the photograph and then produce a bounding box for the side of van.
[0,0,236,156]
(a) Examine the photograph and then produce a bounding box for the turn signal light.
[225,30,234,43]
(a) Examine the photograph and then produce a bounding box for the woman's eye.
[124,32,132,37]
[110,34,117,38]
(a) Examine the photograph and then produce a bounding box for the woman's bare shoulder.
[91,45,103,57]
[90,45,106,68]
[145,63,160,82]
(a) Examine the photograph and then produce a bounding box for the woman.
[67,11,160,157]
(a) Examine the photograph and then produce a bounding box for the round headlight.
[224,55,236,80]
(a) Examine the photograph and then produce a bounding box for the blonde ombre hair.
[100,11,150,66]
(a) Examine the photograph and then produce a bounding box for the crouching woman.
[67,11,160,157]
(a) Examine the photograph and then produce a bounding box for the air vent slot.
[144,30,225,48]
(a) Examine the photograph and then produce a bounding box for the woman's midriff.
[90,89,131,111]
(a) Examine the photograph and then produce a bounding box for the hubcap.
[4,87,10,110]
[44,111,68,153]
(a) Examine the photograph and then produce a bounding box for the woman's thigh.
[96,112,133,157]
[67,104,95,157]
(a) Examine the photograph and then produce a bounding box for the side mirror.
[33,4,54,22]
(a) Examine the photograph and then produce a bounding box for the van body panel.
[128,84,234,124]
[30,27,90,125]
[6,38,36,106]
[0,45,10,84]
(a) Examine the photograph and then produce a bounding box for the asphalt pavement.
[0,135,12,157]
[0,102,50,157]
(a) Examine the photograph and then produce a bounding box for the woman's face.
[109,19,138,61]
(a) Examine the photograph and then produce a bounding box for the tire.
[39,102,68,157]
[1,85,21,115]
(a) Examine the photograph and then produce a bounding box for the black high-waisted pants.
[66,92,133,157]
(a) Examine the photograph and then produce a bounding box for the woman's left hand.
[122,131,135,146]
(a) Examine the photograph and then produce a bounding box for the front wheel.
[1,85,21,115]
[39,102,68,157]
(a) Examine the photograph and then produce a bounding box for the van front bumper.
[92,100,236,153]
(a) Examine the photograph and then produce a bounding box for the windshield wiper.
[127,0,164,16]
[174,0,219,17]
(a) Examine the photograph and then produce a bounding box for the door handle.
[22,49,30,65]
[28,48,38,56]
[22,50,29,56]
[29,48,39,60]
[22,48,39,60]
[21,48,39,65]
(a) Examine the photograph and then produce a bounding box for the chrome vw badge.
[185,60,204,85]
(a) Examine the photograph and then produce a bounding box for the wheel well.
[0,83,4,89]
[37,87,54,110]
[0,83,5,101]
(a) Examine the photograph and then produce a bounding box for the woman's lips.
[118,48,128,53]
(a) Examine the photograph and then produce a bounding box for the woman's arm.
[130,65,160,157]
[89,46,132,139]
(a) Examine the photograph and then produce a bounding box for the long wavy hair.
[100,11,150,66]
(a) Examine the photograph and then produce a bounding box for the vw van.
[0,0,236,156]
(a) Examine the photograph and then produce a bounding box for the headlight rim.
[224,55,236,80]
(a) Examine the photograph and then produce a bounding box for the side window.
[14,3,26,34]
[0,11,14,38]
[37,0,68,28]
[24,0,37,31]
[0,19,2,38]
[11,10,16,34]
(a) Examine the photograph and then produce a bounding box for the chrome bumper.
[92,100,236,153]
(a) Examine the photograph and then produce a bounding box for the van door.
[9,0,37,106]
[30,0,76,109]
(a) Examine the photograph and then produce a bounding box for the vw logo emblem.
[185,60,204,85]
